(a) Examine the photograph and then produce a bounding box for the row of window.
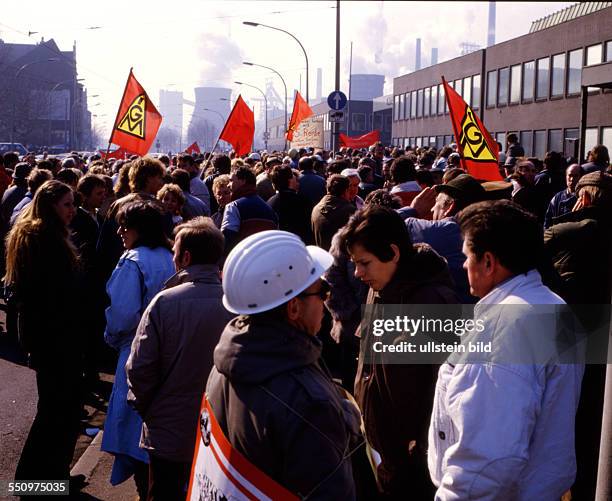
[393,40,612,122]
[391,125,612,159]
[486,40,612,107]
[393,74,481,122]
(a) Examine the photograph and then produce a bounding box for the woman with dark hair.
[338,205,458,499]
[100,199,174,499]
[5,180,83,486]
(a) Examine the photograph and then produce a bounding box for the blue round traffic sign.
[327,91,347,110]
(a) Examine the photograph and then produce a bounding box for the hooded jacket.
[206,316,357,500]
[355,244,459,498]
[311,194,356,251]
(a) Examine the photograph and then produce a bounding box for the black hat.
[12,162,32,180]
[435,174,486,205]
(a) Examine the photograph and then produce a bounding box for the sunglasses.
[298,280,331,301]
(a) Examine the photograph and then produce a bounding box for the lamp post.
[243,61,287,150]
[235,80,268,150]
[243,21,309,104]
[11,58,59,148]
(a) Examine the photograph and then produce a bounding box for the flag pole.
[441,75,468,173]
[105,67,133,165]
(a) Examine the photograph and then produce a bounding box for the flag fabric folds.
[100,146,133,160]
[286,91,313,141]
[110,69,162,156]
[219,95,254,156]
[442,76,502,181]
[186,142,201,155]
[339,130,381,149]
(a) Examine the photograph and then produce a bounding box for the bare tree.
[187,118,218,152]
[156,126,180,153]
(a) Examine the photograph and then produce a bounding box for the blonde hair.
[4,180,78,285]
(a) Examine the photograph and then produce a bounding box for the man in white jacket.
[428,200,584,500]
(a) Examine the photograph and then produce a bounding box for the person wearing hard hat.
[200,230,358,499]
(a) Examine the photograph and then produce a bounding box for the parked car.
[0,143,28,156]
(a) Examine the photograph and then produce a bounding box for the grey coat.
[126,264,234,462]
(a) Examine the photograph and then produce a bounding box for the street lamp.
[11,58,59,148]
[243,61,287,150]
[243,21,310,104]
[235,80,268,151]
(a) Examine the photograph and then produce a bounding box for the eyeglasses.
[298,281,331,301]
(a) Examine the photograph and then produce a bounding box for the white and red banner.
[187,396,299,501]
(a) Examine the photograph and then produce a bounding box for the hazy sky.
[1,1,574,138]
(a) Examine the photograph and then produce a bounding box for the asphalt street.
[0,306,136,500]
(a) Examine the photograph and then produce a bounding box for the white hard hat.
[222,230,333,314]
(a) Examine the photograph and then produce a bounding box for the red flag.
[286,91,313,141]
[109,69,163,156]
[186,142,201,155]
[219,95,254,156]
[442,76,502,181]
[339,130,381,149]
[100,146,134,160]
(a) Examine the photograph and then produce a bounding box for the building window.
[393,95,399,121]
[416,137,422,147]
[548,129,563,152]
[436,136,444,149]
[586,44,602,66]
[498,67,509,106]
[602,127,612,151]
[431,85,438,115]
[510,64,521,104]
[416,89,423,118]
[424,87,431,117]
[536,57,550,100]
[487,70,497,107]
[585,127,599,155]
[404,92,410,120]
[373,113,383,130]
[495,132,506,153]
[410,91,417,119]
[352,113,366,131]
[385,114,392,132]
[606,41,612,62]
[463,76,472,106]
[438,84,444,115]
[551,53,565,97]
[454,79,463,97]
[534,130,546,158]
[444,134,453,145]
[522,61,535,102]
[520,131,533,156]
[472,74,481,110]
[567,49,583,95]
[398,94,405,120]
[564,128,579,158]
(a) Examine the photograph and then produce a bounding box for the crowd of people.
[0,135,610,500]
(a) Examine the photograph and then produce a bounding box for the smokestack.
[431,47,438,66]
[316,68,322,101]
[415,38,422,71]
[487,2,496,47]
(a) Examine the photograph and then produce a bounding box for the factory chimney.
[487,2,496,47]
[415,38,422,71]
[430,47,438,66]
